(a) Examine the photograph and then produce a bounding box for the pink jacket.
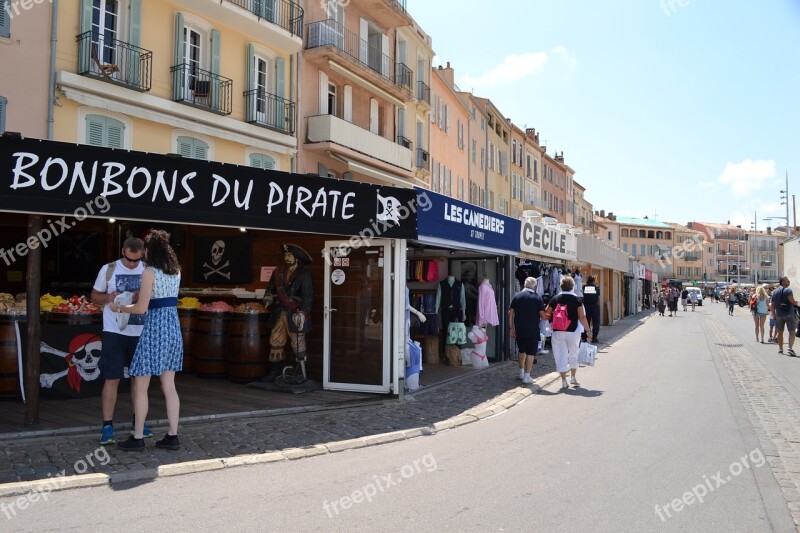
[476,281,500,327]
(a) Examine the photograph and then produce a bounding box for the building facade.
[617,217,674,279]
[429,63,469,199]
[748,230,780,284]
[691,222,747,283]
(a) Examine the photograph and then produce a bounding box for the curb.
[0,313,644,497]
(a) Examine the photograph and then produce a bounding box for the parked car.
[686,287,703,306]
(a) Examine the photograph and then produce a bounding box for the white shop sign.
[520,220,577,261]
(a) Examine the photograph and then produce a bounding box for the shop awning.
[332,154,424,189]
[0,136,419,239]
[415,188,521,256]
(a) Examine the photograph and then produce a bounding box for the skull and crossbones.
[39,334,103,392]
[203,240,231,280]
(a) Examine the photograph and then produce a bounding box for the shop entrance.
[323,240,393,393]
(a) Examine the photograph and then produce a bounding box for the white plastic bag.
[540,320,552,338]
[114,292,134,331]
[578,342,596,367]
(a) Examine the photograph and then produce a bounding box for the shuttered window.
[176,136,209,160]
[85,114,125,148]
[1,1,10,38]
[0,96,6,134]
[249,152,276,170]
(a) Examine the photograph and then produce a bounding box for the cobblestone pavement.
[704,311,800,529]
[0,312,652,490]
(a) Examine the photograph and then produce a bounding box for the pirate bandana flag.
[193,234,253,284]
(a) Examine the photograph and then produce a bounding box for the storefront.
[408,189,519,373]
[0,136,419,424]
[573,234,631,325]
[518,215,578,299]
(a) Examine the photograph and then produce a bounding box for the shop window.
[176,135,209,160]
[85,114,126,148]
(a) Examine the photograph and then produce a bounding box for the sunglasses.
[122,253,142,264]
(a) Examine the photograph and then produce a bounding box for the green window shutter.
[0,2,10,38]
[177,136,193,158]
[210,29,221,109]
[246,43,255,122]
[86,115,106,146]
[173,13,184,101]
[79,0,92,34]
[106,118,125,149]
[77,0,93,71]
[128,0,143,86]
[193,139,209,160]
[0,96,7,134]
[249,153,275,170]
[275,56,286,131]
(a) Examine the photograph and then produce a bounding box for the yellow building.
[484,99,509,215]
[51,0,301,170]
[458,91,488,207]
[509,124,526,219]
[617,217,674,278]
[522,128,545,214]
[668,223,705,284]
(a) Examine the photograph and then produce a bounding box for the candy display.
[177,297,202,310]
[0,293,25,315]
[50,295,102,314]
[40,294,67,313]
[199,301,235,313]
[233,303,266,314]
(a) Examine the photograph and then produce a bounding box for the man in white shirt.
[90,238,152,445]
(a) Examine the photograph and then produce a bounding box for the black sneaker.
[155,435,180,450]
[117,436,145,452]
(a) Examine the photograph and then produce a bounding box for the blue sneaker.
[99,425,115,445]
[131,423,154,438]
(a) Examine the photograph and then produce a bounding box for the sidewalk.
[0,311,653,496]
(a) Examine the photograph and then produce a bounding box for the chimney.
[600,210,606,218]
[438,62,455,88]
[768,227,772,234]
[608,212,614,220]
[687,222,693,229]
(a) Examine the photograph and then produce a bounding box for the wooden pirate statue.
[263,243,313,383]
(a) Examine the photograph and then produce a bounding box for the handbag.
[578,342,596,367]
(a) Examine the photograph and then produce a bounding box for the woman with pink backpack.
[543,275,593,391]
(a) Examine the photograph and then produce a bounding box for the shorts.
[769,317,775,327]
[516,336,538,355]
[99,332,140,379]
[775,314,798,334]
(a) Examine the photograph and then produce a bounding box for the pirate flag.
[193,234,253,284]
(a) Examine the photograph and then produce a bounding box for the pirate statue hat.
[281,243,313,265]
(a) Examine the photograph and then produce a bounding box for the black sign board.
[0,137,418,239]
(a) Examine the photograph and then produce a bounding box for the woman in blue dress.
[111,230,183,451]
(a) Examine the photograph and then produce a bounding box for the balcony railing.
[224,0,304,36]
[77,32,152,91]
[397,135,412,150]
[244,89,295,135]
[385,0,407,12]
[306,20,410,93]
[395,63,413,93]
[416,148,430,171]
[171,64,233,115]
[416,80,430,104]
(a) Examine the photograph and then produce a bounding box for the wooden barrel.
[0,315,23,400]
[177,309,197,372]
[192,311,228,378]
[227,312,269,383]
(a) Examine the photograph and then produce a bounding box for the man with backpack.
[771,277,798,357]
[90,237,153,444]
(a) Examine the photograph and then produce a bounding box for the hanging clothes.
[476,279,500,327]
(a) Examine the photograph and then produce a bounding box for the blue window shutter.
[106,118,125,149]
[173,13,184,101]
[128,0,143,86]
[246,43,255,122]
[177,136,193,158]
[275,56,286,131]
[86,115,106,146]
[210,29,221,109]
[0,2,10,38]
[0,96,7,134]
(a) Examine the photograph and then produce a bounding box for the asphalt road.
[3,301,796,532]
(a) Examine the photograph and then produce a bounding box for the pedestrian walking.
[688,289,699,311]
[681,288,689,311]
[657,290,666,316]
[543,276,592,390]
[667,286,678,317]
[770,277,798,357]
[508,277,548,385]
[752,284,769,343]
[727,289,736,316]
[582,275,601,343]
[111,230,183,451]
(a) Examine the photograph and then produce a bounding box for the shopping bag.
[540,320,552,338]
[578,342,596,367]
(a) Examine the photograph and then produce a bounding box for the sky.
[410,0,800,230]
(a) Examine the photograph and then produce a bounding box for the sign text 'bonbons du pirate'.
[0,137,417,238]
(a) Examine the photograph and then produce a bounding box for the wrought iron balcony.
[397,135,412,150]
[76,32,152,92]
[244,89,295,135]
[224,0,304,36]
[416,148,430,171]
[171,64,233,115]
[306,20,411,95]
[416,80,430,104]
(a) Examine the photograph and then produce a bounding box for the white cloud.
[717,160,776,198]
[459,46,574,89]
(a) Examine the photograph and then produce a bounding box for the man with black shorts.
[771,276,798,357]
[90,237,153,444]
[508,277,548,385]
